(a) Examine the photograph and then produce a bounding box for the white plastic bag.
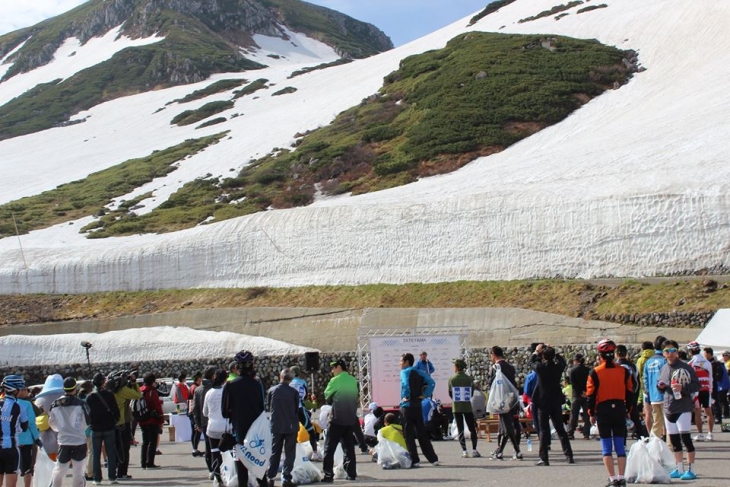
[32,449,55,487]
[291,443,323,485]
[487,366,519,414]
[625,440,671,484]
[374,435,412,470]
[646,437,675,472]
[221,449,238,487]
[333,443,346,479]
[237,412,272,480]
[450,419,471,439]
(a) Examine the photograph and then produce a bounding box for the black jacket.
[530,353,567,407]
[568,363,590,396]
[86,389,121,432]
[221,374,265,442]
[193,379,212,431]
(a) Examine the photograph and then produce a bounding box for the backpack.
[131,391,152,421]
[409,369,426,402]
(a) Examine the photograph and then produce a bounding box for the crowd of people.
[0,338,728,487]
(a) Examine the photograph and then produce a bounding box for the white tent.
[696,309,730,351]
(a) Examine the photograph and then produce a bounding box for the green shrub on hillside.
[519,1,584,23]
[232,78,269,99]
[468,0,519,26]
[577,4,609,14]
[0,133,227,238]
[171,101,233,126]
[172,78,247,104]
[272,87,298,96]
[288,58,353,78]
[75,32,636,237]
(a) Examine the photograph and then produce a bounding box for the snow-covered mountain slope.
[0,327,315,366]
[1,0,729,293]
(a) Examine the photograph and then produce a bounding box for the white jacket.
[48,395,89,446]
[202,387,228,439]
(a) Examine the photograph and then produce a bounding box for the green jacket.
[114,383,142,426]
[448,371,474,414]
[636,349,654,401]
[324,372,359,426]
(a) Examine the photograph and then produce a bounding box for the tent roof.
[696,309,730,351]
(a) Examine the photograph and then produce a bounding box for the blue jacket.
[400,366,435,409]
[414,359,435,376]
[643,351,667,404]
[524,370,537,398]
[17,399,39,446]
[717,361,730,392]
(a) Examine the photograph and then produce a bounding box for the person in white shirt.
[48,378,91,487]
[203,369,229,486]
[687,342,714,441]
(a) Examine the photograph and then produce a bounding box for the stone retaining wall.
[599,311,714,328]
[2,344,649,404]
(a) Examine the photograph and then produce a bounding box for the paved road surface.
[82,425,730,487]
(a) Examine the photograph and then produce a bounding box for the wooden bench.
[476,417,536,442]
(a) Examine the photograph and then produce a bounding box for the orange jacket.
[586,361,632,415]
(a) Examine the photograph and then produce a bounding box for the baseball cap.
[63,377,77,391]
[722,350,730,357]
[330,359,347,370]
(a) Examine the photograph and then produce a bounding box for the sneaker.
[472,450,481,458]
[209,473,215,480]
[118,475,133,480]
[93,482,101,486]
[680,471,697,480]
[462,451,469,458]
[145,465,161,469]
[669,469,682,479]
[693,433,705,442]
[706,432,713,441]
[431,461,439,466]
[512,452,523,460]
[282,481,296,487]
[566,456,575,464]
[616,479,627,486]
[110,482,119,485]
[321,477,334,483]
[535,459,550,466]
[411,462,420,468]
[489,451,503,460]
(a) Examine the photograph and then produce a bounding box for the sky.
[0,0,489,46]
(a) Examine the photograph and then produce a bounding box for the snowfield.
[0,0,728,293]
[0,327,316,366]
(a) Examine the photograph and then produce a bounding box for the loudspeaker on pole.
[304,351,320,372]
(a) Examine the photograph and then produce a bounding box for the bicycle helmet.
[686,341,701,352]
[597,339,616,354]
[2,374,25,393]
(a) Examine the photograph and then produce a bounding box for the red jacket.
[139,385,164,426]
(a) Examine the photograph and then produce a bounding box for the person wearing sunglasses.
[657,340,701,481]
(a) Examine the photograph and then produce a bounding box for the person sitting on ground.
[378,413,407,450]
[363,403,383,448]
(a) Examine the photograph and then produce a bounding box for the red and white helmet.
[597,339,616,354]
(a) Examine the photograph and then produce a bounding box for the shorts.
[19,444,34,476]
[695,391,710,408]
[0,447,19,475]
[596,401,627,439]
[57,444,87,464]
[664,411,692,434]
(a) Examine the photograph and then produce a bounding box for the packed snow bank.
[0,327,316,366]
[0,0,729,293]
